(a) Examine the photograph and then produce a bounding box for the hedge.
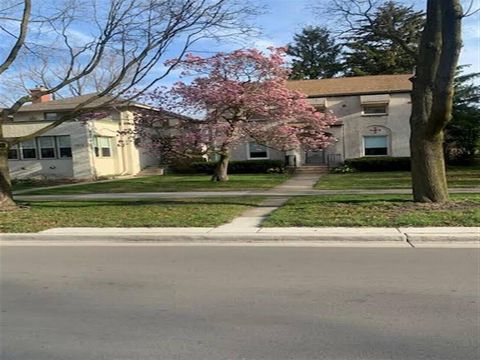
[344,157,411,172]
[171,160,285,174]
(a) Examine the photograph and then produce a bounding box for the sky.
[160,0,480,87]
[0,0,479,101]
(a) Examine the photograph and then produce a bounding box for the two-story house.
[4,91,168,180]
[229,74,413,167]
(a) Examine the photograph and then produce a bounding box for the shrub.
[344,157,411,172]
[172,160,285,174]
[331,164,356,174]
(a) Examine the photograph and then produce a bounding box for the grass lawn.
[0,197,264,233]
[315,165,480,190]
[16,173,290,195]
[263,194,480,227]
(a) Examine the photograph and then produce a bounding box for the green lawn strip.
[315,166,480,190]
[17,174,291,195]
[1,197,265,233]
[263,194,480,227]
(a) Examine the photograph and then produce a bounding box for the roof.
[17,93,145,112]
[287,74,412,97]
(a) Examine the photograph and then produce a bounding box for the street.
[1,245,479,360]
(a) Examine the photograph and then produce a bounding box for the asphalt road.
[1,245,479,360]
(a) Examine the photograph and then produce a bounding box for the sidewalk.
[5,172,479,247]
[15,187,480,201]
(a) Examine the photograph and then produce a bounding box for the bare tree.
[326,0,468,203]
[0,0,257,210]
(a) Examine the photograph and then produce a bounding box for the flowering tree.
[134,48,337,181]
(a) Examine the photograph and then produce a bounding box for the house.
[5,74,413,180]
[229,74,413,167]
[4,90,171,180]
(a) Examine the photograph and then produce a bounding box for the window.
[94,136,112,157]
[248,143,268,159]
[8,145,19,160]
[20,139,37,159]
[38,136,56,158]
[57,136,72,158]
[364,136,388,156]
[44,112,60,120]
[362,104,388,115]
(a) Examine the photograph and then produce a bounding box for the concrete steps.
[294,165,330,174]
[137,166,165,176]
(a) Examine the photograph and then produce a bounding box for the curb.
[1,229,478,246]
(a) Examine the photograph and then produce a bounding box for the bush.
[331,164,356,174]
[172,160,285,174]
[344,157,411,172]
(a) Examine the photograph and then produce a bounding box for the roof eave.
[307,89,412,98]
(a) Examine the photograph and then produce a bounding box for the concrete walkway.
[14,187,480,202]
[212,172,327,232]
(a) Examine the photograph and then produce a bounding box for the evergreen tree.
[445,68,480,164]
[287,26,343,79]
[343,1,424,76]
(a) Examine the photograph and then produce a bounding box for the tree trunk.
[410,127,449,202]
[0,145,17,211]
[408,0,462,203]
[211,153,229,182]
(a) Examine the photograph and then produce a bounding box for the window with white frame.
[20,139,37,159]
[8,145,19,160]
[364,136,388,156]
[248,142,269,159]
[10,136,72,161]
[57,136,72,158]
[362,104,388,115]
[38,136,56,158]
[94,136,112,157]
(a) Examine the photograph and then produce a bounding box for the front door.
[305,150,325,165]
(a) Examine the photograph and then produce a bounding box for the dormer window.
[44,112,60,120]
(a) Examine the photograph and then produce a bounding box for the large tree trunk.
[409,0,462,203]
[410,127,448,202]
[211,153,230,182]
[0,144,17,210]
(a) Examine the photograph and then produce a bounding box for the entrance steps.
[294,165,330,174]
[137,166,165,176]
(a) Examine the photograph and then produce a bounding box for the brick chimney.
[30,85,52,104]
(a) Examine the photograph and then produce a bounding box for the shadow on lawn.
[19,199,263,209]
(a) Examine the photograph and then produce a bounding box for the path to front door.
[211,170,324,233]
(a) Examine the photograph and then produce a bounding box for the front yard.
[15,173,290,195]
[0,197,264,233]
[263,194,480,227]
[314,166,480,189]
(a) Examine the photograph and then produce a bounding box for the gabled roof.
[287,74,413,97]
[17,93,145,112]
